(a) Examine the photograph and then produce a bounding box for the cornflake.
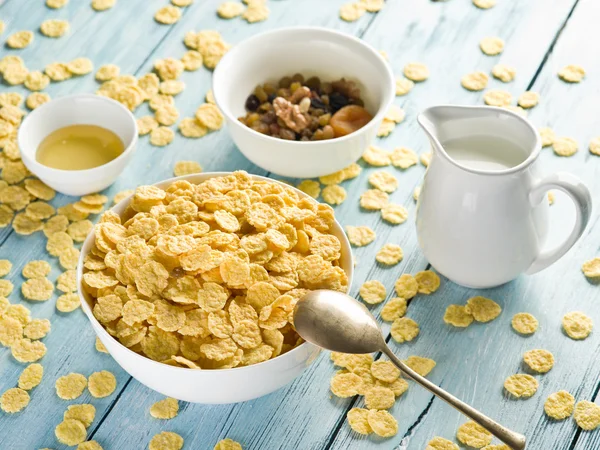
[362,145,391,166]
[155,5,182,24]
[395,274,418,299]
[68,58,94,76]
[473,0,495,8]
[339,2,366,22]
[195,104,224,130]
[137,116,159,136]
[381,203,408,225]
[0,387,30,413]
[465,296,501,322]
[395,77,414,96]
[0,279,13,296]
[47,0,69,8]
[456,421,492,448]
[45,62,72,81]
[390,147,418,169]
[360,280,386,304]
[404,355,436,376]
[415,270,440,294]
[518,91,539,109]
[582,257,600,277]
[95,64,120,81]
[24,71,50,91]
[367,409,398,438]
[160,80,185,96]
[40,19,69,38]
[55,419,87,446]
[23,318,51,339]
[347,407,372,435]
[150,397,179,419]
[368,171,398,193]
[523,349,554,373]
[179,117,208,138]
[391,317,419,343]
[7,31,34,49]
[492,64,516,82]
[377,119,395,137]
[504,374,538,398]
[479,36,504,55]
[18,363,43,390]
[64,404,96,428]
[214,439,243,450]
[56,373,87,400]
[461,71,489,91]
[511,312,538,335]
[242,4,269,23]
[321,185,347,205]
[149,431,184,450]
[562,311,593,340]
[553,137,578,156]
[381,297,407,322]
[364,385,395,409]
[376,243,403,265]
[544,390,575,420]
[92,0,116,11]
[404,62,429,82]
[57,293,81,312]
[330,371,363,397]
[345,225,375,247]
[150,127,175,146]
[22,260,51,279]
[181,51,203,71]
[297,180,321,199]
[22,277,54,301]
[539,127,556,147]
[95,337,108,353]
[444,305,474,328]
[558,65,585,83]
[26,92,51,109]
[574,401,600,430]
[0,259,11,277]
[360,189,388,210]
[426,437,459,450]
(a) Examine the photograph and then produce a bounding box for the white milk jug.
[416,105,592,288]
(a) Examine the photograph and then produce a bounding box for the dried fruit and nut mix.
[239,74,373,141]
[81,171,348,369]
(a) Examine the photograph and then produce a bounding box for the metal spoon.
[294,290,526,450]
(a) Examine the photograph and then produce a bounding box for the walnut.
[273,97,309,133]
[289,86,311,104]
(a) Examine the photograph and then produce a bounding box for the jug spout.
[417,106,449,156]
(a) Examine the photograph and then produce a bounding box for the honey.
[36,124,124,170]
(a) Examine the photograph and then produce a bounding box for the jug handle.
[525,172,592,275]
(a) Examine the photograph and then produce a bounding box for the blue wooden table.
[1,0,600,448]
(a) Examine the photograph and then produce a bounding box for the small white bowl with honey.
[19,94,138,196]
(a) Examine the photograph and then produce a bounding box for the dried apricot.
[329,105,373,138]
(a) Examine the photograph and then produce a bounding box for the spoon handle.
[380,346,526,450]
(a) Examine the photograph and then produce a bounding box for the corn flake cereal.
[395,77,414,96]
[181,51,204,71]
[391,317,419,343]
[0,279,13,296]
[18,363,43,390]
[367,409,398,438]
[368,171,398,193]
[479,36,504,55]
[574,400,600,430]
[404,62,429,82]
[589,137,600,156]
[347,407,372,435]
[57,293,81,312]
[553,137,578,157]
[444,305,474,328]
[26,92,51,109]
[426,437,459,450]
[150,397,179,419]
[214,439,243,450]
[456,421,492,448]
[150,127,175,146]
[7,31,34,49]
[155,5,182,24]
[330,372,363,397]
[40,19,69,38]
[92,0,116,10]
[195,103,224,130]
[511,312,538,335]
[64,404,96,428]
[23,318,51,340]
[22,260,51,279]
[461,71,489,91]
[0,387,30,413]
[465,296,501,323]
[404,355,436,376]
[55,419,87,446]
[492,64,516,82]
[582,257,600,278]
[504,373,538,398]
[544,390,575,420]
[364,385,395,410]
[362,145,391,166]
[242,4,269,23]
[56,373,87,400]
[149,431,184,450]
[415,270,440,294]
[43,215,70,237]
[381,204,408,225]
[380,297,407,322]
[339,2,366,22]
[518,91,539,109]
[376,243,403,265]
[137,116,159,136]
[360,280,386,304]
[345,225,375,247]
[88,370,116,398]
[0,259,11,277]
[558,65,585,83]
[68,58,94,75]
[562,311,593,340]
[394,274,418,299]
[523,349,554,373]
[22,277,54,301]
[95,337,108,353]
[360,189,388,210]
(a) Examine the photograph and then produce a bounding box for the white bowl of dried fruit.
[213,27,395,178]
[77,171,353,404]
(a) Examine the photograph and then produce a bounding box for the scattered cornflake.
[178,117,208,138]
[461,71,489,91]
[548,191,555,205]
[511,312,538,335]
[55,419,87,446]
[479,36,504,55]
[394,274,418,299]
[544,391,575,420]
[574,400,600,430]
[414,270,440,295]
[404,62,429,82]
[465,296,501,323]
[562,311,593,340]
[77,440,103,450]
[150,126,175,146]
[67,220,93,243]
[359,280,386,304]
[368,171,398,193]
[91,0,116,11]
[136,116,159,136]
[391,317,419,343]
[95,336,108,353]
[456,421,492,448]
[339,2,366,22]
[40,19,69,38]
[364,385,395,410]
[195,103,224,130]
[24,71,50,92]
[385,105,405,124]
[330,371,363,397]
[395,77,414,96]
[558,64,585,83]
[13,214,43,235]
[26,92,51,109]
[150,397,179,419]
[22,260,51,279]
[426,437,459,450]
[345,225,376,247]
[420,152,432,167]
[360,189,388,210]
[377,119,395,137]
[47,0,69,7]
[0,387,30,413]
[23,318,51,340]
[57,293,81,312]
[367,409,398,438]
[160,80,186,96]
[56,373,88,400]
[113,190,134,205]
[539,127,555,147]
[483,89,512,106]
[375,243,403,265]
[347,407,372,435]
[11,338,47,362]
[173,160,203,177]
[390,146,418,169]
[523,349,554,373]
[88,370,116,398]
[45,62,72,81]
[172,0,194,5]
[155,5,182,24]
[0,279,13,296]
[7,31,34,49]
[504,373,538,398]
[582,257,600,278]
[155,105,180,126]
[22,277,54,301]
[18,363,44,390]
[149,431,184,450]
[491,64,516,82]
[217,2,244,19]
[242,3,269,22]
[443,305,474,328]
[381,203,408,225]
[380,297,407,322]
[403,355,436,376]
[57,270,77,293]
[205,89,216,104]
[321,185,347,205]
[362,145,391,166]
[214,438,243,450]
[504,105,527,117]
[473,0,495,8]
[4,304,31,325]
[370,360,400,383]
[296,180,321,199]
[0,259,11,277]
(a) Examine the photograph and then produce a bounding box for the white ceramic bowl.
[213,27,395,178]
[77,172,354,404]
[19,94,138,197]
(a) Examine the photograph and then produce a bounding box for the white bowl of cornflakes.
[77,171,353,404]
[213,27,395,178]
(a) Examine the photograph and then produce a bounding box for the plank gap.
[87,376,134,440]
[402,392,436,440]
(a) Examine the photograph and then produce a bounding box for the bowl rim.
[18,93,138,177]
[212,26,396,147]
[77,171,354,374]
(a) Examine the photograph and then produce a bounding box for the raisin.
[305,76,321,90]
[329,105,373,138]
[267,93,276,103]
[278,76,292,88]
[329,92,349,112]
[245,94,260,112]
[310,97,327,111]
[279,129,296,140]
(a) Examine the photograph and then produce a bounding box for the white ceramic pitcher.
[416,105,592,288]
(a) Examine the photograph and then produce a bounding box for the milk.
[443,135,528,171]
